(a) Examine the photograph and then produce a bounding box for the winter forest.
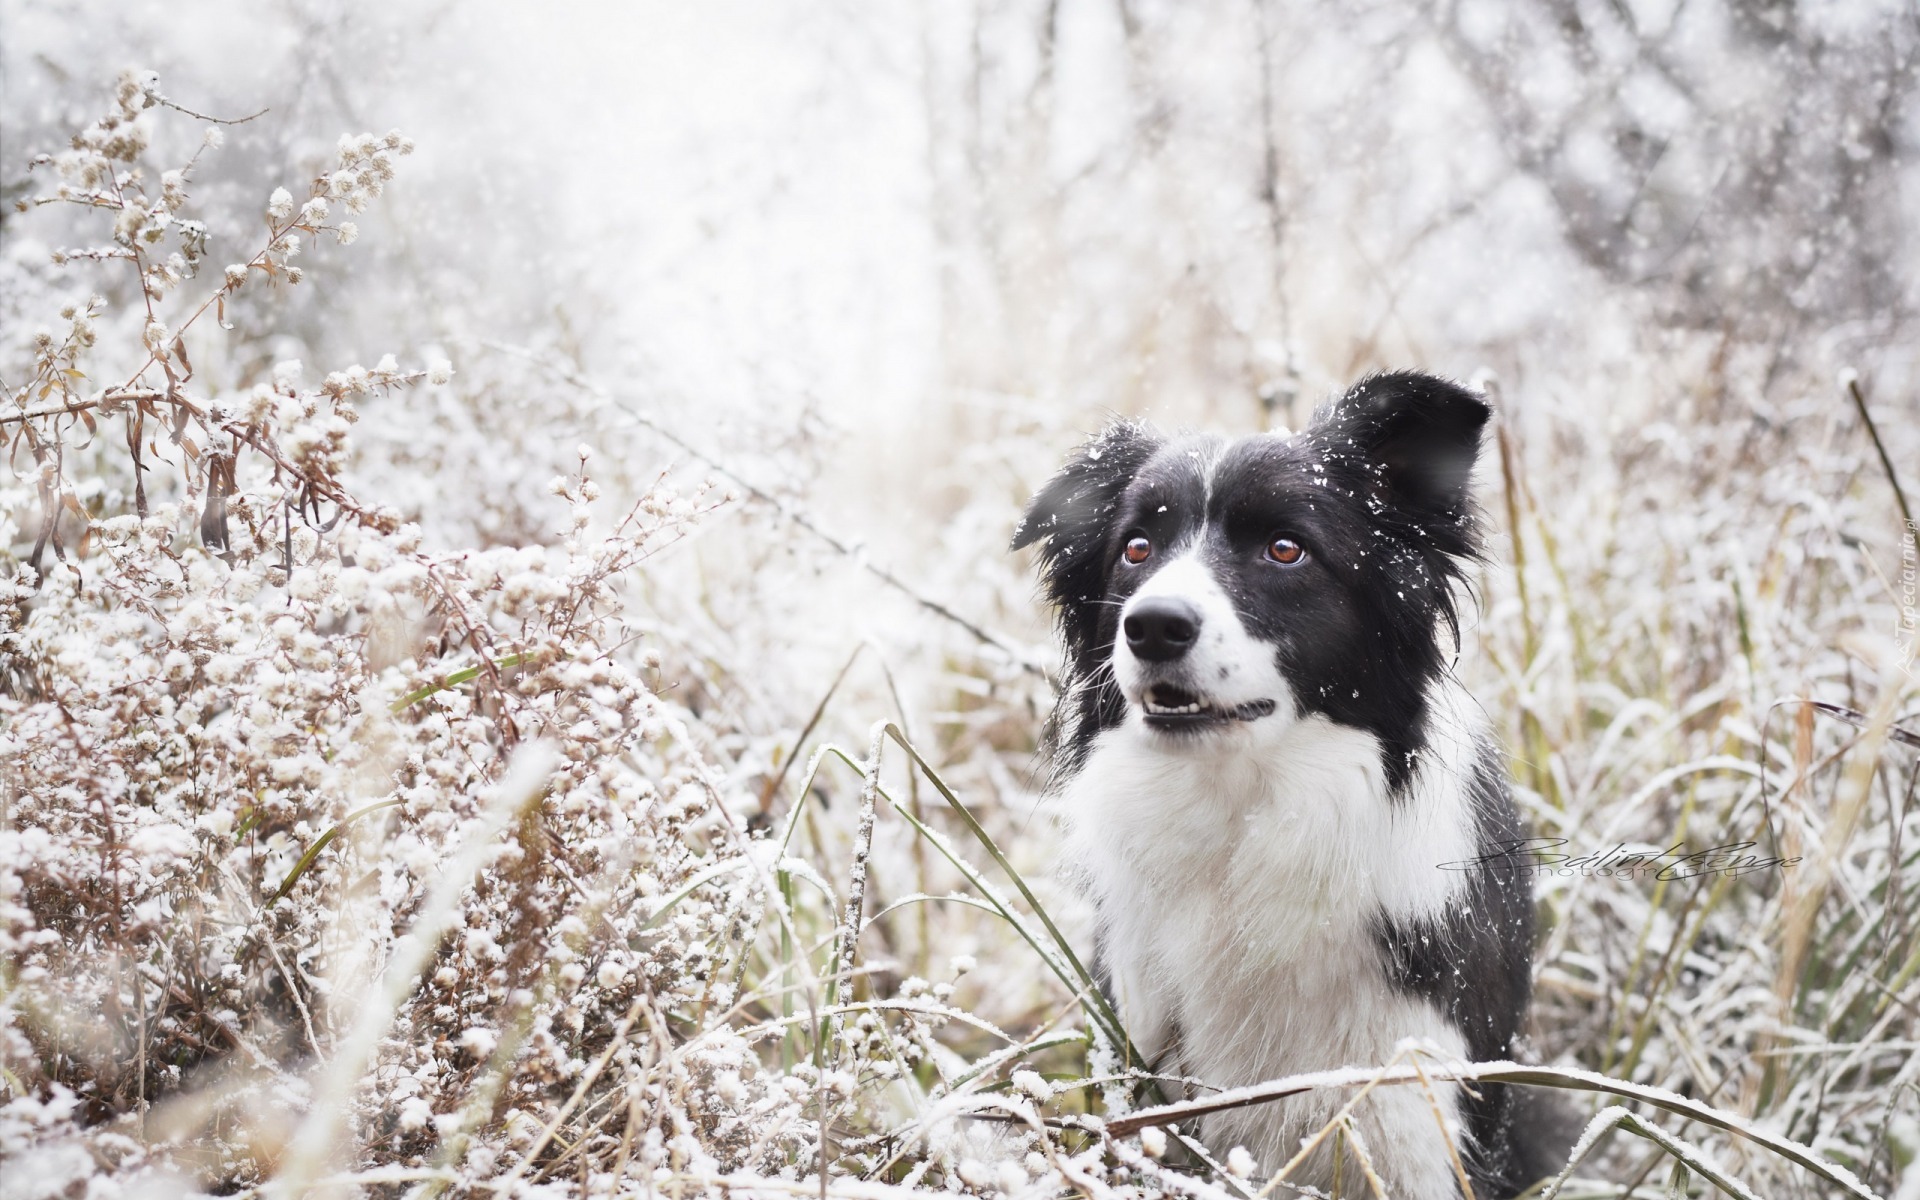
[2,0,1917,1197]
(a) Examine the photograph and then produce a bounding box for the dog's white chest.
[1059,712,1478,1195]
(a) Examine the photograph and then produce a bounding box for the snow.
[1,7,1916,1199]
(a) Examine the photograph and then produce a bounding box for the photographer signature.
[1439,838,1800,881]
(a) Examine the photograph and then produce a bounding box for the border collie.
[1014,373,1554,1198]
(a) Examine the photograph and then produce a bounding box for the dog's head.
[1013,371,1490,790]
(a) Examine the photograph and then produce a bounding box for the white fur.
[1061,569,1493,1197]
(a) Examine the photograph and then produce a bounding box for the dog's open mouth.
[1140,684,1277,729]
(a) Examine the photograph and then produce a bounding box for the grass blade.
[391,652,531,713]
[268,798,402,905]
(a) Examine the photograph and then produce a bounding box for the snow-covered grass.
[2,66,1917,1200]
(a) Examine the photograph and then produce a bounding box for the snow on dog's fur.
[1014,373,1558,1198]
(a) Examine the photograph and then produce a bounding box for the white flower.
[458,1026,498,1058]
[1226,1146,1256,1178]
[397,1096,433,1131]
[955,1160,992,1189]
[267,187,294,221]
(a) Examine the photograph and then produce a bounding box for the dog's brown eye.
[1266,537,1306,565]
[1123,536,1152,565]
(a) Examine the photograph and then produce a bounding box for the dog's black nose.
[1124,598,1202,662]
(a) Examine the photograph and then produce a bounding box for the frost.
[2,23,1915,1200]
[458,1026,498,1057]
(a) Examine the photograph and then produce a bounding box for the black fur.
[1011,418,1165,774]
[1373,745,1539,1194]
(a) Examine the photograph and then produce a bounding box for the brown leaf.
[200,453,234,554]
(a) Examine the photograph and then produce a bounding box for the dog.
[1013,372,1558,1198]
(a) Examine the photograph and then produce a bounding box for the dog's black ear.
[1313,371,1490,524]
[1013,418,1163,660]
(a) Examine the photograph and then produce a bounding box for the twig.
[757,644,864,816]
[623,400,1045,678]
[150,94,271,125]
[3,388,174,426]
[830,722,889,1023]
[1800,698,1920,751]
[1251,0,1299,428]
[1103,1060,1883,1200]
[481,341,1050,681]
[1845,374,1915,538]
